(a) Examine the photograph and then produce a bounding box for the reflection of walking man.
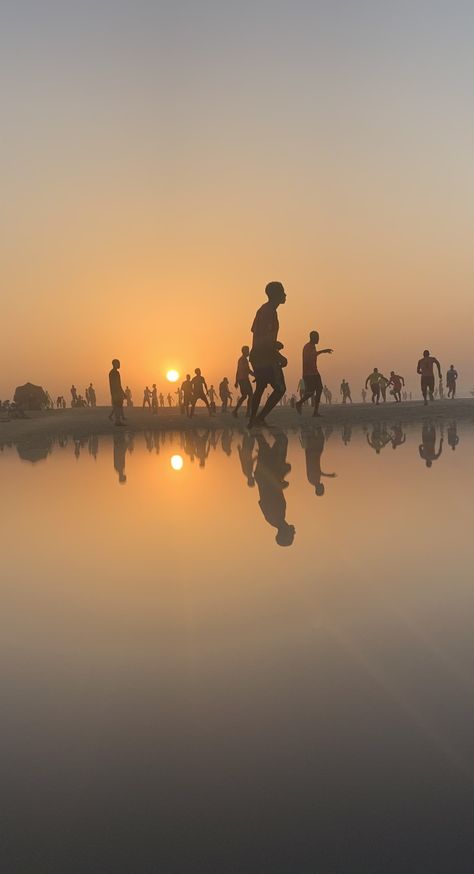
[113,432,127,483]
[300,428,336,495]
[238,433,256,486]
[419,423,443,467]
[254,432,295,546]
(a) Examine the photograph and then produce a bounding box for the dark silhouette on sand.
[296,331,333,418]
[417,350,442,405]
[109,360,126,426]
[387,371,405,403]
[340,379,352,404]
[181,375,193,416]
[248,282,287,428]
[190,369,211,417]
[419,423,443,467]
[219,378,231,413]
[446,365,458,398]
[152,384,159,414]
[254,431,295,546]
[233,345,254,418]
[143,386,152,409]
[365,369,384,404]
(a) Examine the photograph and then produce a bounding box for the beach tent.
[13,382,47,411]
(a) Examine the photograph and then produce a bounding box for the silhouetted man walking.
[233,345,254,417]
[296,331,333,417]
[446,365,458,398]
[181,375,193,416]
[190,368,211,417]
[417,350,442,405]
[109,359,126,426]
[248,281,287,428]
[387,371,405,403]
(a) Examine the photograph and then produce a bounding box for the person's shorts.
[238,379,253,396]
[254,365,286,393]
[370,383,380,395]
[421,375,435,393]
[303,374,323,395]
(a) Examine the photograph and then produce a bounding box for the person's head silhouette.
[265,281,286,305]
[309,330,319,344]
[315,483,325,496]
[195,368,201,376]
[242,345,250,356]
[276,522,296,547]
[423,350,430,358]
[112,359,120,369]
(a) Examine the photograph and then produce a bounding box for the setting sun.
[170,454,184,471]
[167,370,180,383]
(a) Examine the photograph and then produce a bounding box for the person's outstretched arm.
[321,470,337,478]
[316,348,333,357]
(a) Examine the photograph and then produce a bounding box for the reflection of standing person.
[296,331,333,417]
[248,281,287,428]
[419,423,443,467]
[417,350,442,405]
[109,359,126,426]
[447,421,459,451]
[366,423,391,454]
[446,365,458,398]
[390,424,406,449]
[238,433,256,486]
[300,427,336,495]
[113,432,127,483]
[254,432,295,546]
[234,345,254,417]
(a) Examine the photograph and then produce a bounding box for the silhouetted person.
[238,433,256,486]
[323,385,332,404]
[379,374,389,402]
[254,432,295,546]
[340,379,352,403]
[447,421,459,451]
[387,371,405,403]
[190,368,211,417]
[365,368,382,404]
[143,386,152,409]
[361,388,367,403]
[248,281,287,428]
[87,383,96,407]
[417,350,442,405]
[167,392,173,407]
[125,386,133,407]
[109,359,126,426]
[300,428,336,495]
[113,431,127,483]
[71,385,78,407]
[181,375,193,416]
[296,331,333,417]
[159,392,165,407]
[152,384,159,414]
[219,378,231,413]
[446,365,458,398]
[419,423,443,467]
[233,345,254,417]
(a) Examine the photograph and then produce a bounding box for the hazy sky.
[2,0,473,399]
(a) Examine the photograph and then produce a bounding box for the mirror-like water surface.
[1,421,473,873]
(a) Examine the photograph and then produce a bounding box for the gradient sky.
[1,0,473,400]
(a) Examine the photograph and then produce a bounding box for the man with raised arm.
[417,349,442,405]
[248,281,287,428]
[295,331,333,417]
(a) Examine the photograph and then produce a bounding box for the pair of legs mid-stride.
[296,374,323,417]
[248,366,285,428]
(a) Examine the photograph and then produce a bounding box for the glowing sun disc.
[171,454,184,471]
[167,369,179,383]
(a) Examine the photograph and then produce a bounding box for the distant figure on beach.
[248,281,287,428]
[167,392,173,407]
[323,385,332,404]
[340,379,352,403]
[190,368,211,417]
[238,433,256,486]
[365,368,382,404]
[85,386,90,406]
[447,421,459,451]
[419,423,443,467]
[181,375,193,416]
[361,388,367,403]
[56,396,62,409]
[379,374,389,402]
[254,432,295,546]
[446,365,458,398]
[438,379,444,400]
[88,383,96,407]
[233,345,254,418]
[219,378,231,413]
[159,392,165,408]
[300,427,336,496]
[387,371,405,403]
[296,331,333,417]
[151,384,159,414]
[71,385,78,407]
[109,359,126,426]
[208,385,217,404]
[124,386,133,407]
[143,386,152,409]
[417,350,442,405]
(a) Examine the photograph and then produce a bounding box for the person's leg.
[257,369,286,422]
[296,387,315,413]
[249,374,267,425]
[428,377,435,402]
[313,376,323,416]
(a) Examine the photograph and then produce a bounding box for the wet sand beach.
[1,398,473,444]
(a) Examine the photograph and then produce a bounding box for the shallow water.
[1,420,474,873]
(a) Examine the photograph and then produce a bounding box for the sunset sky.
[2,0,473,400]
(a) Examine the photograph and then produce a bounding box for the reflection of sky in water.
[1,422,474,872]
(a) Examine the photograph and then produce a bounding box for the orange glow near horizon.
[166,370,180,383]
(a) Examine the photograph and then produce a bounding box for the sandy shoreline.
[1,398,473,443]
